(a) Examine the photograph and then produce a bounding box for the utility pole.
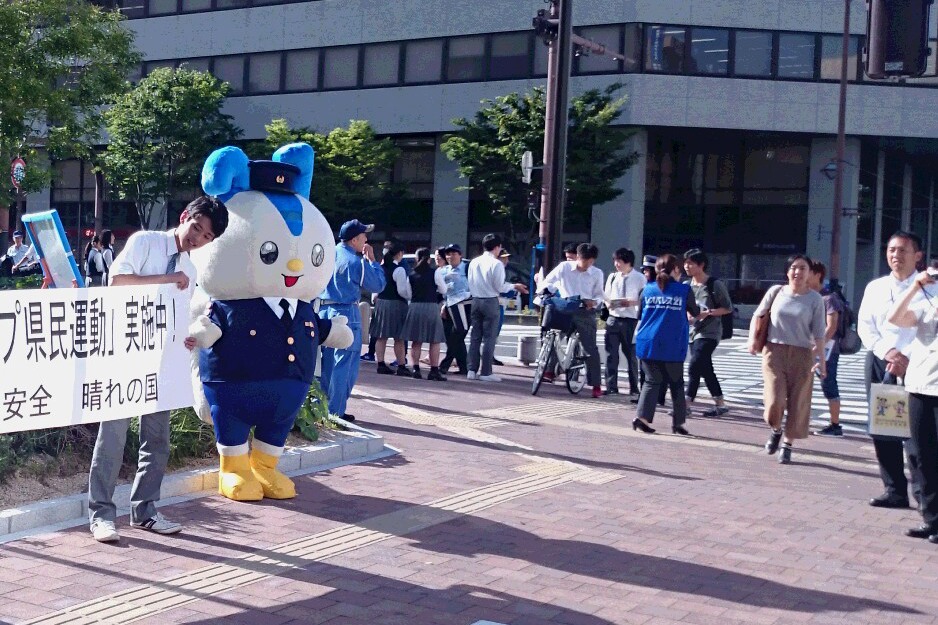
[536,0,573,274]
[830,0,851,288]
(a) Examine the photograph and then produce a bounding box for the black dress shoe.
[632,418,655,434]
[341,414,356,423]
[671,425,690,436]
[492,358,504,366]
[870,494,910,509]
[395,365,413,377]
[906,524,937,539]
[765,429,782,455]
[376,362,395,375]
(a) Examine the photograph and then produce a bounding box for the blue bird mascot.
[188,144,353,501]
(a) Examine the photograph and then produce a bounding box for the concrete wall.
[430,137,469,250]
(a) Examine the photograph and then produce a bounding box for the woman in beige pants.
[749,254,827,464]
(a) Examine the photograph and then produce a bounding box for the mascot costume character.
[188,143,353,501]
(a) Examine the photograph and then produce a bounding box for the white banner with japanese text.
[0,284,194,434]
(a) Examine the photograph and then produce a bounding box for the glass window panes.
[323,47,359,89]
[447,36,485,81]
[689,27,729,75]
[252,0,284,4]
[777,33,816,78]
[118,0,145,19]
[181,0,210,11]
[404,39,443,84]
[248,52,281,93]
[622,23,641,72]
[734,30,773,76]
[215,0,248,8]
[820,35,859,80]
[213,55,245,94]
[490,32,529,79]
[644,26,686,73]
[363,42,400,86]
[144,59,175,76]
[178,57,210,73]
[127,64,143,83]
[577,26,621,74]
[147,0,176,15]
[284,49,319,91]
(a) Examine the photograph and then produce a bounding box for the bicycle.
[531,296,588,396]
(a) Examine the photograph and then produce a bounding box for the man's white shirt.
[541,260,604,307]
[109,229,196,297]
[468,251,513,298]
[604,268,644,318]
[858,272,919,359]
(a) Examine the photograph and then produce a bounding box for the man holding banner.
[87,196,228,543]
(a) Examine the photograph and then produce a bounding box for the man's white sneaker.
[478,374,502,382]
[467,371,479,380]
[131,512,182,535]
[90,519,120,543]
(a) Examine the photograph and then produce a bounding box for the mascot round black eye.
[311,244,325,267]
[259,241,279,265]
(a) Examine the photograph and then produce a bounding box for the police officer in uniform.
[318,220,386,421]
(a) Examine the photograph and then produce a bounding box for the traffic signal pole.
[538,0,573,274]
[830,0,851,286]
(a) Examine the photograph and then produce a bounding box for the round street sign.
[11,158,26,190]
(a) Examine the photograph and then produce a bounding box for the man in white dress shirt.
[467,234,528,381]
[603,247,644,396]
[87,196,229,543]
[541,243,605,398]
[858,231,923,510]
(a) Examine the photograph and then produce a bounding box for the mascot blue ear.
[272,143,314,200]
[202,146,250,201]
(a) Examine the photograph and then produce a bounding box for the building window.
[622,23,642,72]
[734,30,773,77]
[147,0,177,15]
[178,57,211,73]
[117,0,145,19]
[490,32,530,79]
[533,38,549,76]
[181,0,211,11]
[820,34,860,80]
[777,33,815,79]
[213,55,245,95]
[689,27,729,75]
[215,0,249,8]
[248,52,281,94]
[447,36,485,81]
[576,25,621,74]
[127,64,143,84]
[143,59,175,76]
[323,46,359,89]
[404,39,443,84]
[742,140,810,205]
[284,49,319,92]
[644,25,686,73]
[363,42,400,87]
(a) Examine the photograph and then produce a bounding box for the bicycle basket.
[542,303,574,333]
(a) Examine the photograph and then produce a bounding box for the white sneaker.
[90,519,120,543]
[131,512,182,535]
[467,371,479,380]
[478,374,502,382]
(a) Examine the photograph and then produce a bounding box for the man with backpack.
[809,261,846,435]
[683,249,734,417]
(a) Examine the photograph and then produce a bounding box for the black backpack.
[834,290,862,354]
[704,277,734,340]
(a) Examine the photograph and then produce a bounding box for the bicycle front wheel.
[565,339,587,394]
[531,333,555,395]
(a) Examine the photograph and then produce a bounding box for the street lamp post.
[830,0,852,288]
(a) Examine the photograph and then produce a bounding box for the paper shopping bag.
[868,383,911,440]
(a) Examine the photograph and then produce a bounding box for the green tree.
[441,83,639,255]
[0,0,139,217]
[251,119,402,225]
[103,67,242,229]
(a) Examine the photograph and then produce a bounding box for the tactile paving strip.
[24,465,618,624]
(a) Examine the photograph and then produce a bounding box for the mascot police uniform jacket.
[188,143,353,502]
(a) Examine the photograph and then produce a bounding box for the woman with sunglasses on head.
[749,254,827,464]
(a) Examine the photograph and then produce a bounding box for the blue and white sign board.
[21,210,84,288]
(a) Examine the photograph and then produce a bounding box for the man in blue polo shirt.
[319,219,386,421]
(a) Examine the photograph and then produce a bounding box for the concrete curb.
[0,421,387,539]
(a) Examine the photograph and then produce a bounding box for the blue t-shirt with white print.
[636,279,693,362]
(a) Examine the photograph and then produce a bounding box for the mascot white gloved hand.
[188,143,352,502]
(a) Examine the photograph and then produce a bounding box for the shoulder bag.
[750,285,782,353]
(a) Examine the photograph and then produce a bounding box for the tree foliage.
[103,67,242,228]
[441,83,639,252]
[0,0,139,201]
[250,119,402,225]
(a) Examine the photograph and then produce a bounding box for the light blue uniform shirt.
[319,242,386,304]
[441,261,471,307]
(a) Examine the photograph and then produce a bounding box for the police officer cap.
[339,219,375,241]
[248,160,300,194]
[641,254,658,270]
[12,230,23,237]
[443,243,462,255]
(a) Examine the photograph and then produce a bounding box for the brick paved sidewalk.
[1,361,937,625]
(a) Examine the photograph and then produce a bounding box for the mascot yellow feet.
[250,449,296,499]
[218,454,264,501]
